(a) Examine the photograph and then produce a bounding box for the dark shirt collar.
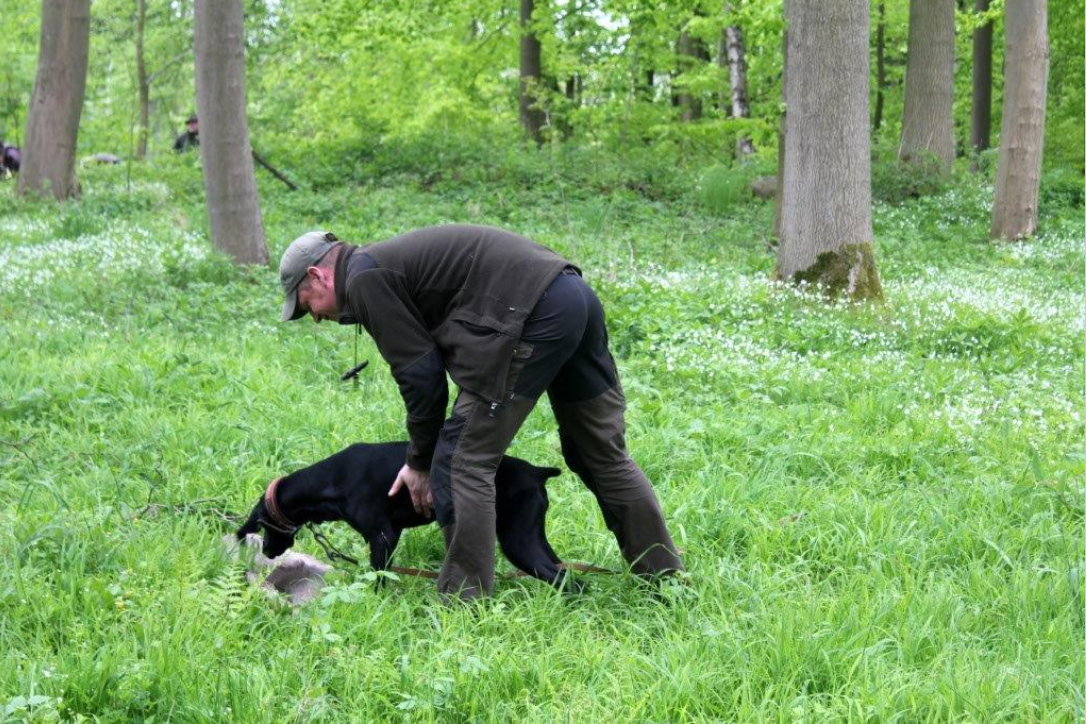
[333,243,357,325]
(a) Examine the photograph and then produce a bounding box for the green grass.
[1,158,1083,722]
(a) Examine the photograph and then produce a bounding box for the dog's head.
[236,498,297,559]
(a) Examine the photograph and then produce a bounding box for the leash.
[305,522,615,579]
[308,523,361,566]
[340,326,368,386]
[266,479,618,579]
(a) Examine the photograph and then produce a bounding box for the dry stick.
[251,150,298,191]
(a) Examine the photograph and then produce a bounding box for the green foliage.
[870,143,949,203]
[1046,0,1086,169]
[1,157,1083,721]
[694,159,773,214]
[1039,167,1085,213]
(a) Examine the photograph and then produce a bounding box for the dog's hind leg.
[497,491,564,586]
[499,533,564,586]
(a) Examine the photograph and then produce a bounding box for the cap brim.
[281,286,306,322]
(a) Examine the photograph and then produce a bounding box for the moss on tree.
[789,242,884,301]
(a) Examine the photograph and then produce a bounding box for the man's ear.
[236,500,263,540]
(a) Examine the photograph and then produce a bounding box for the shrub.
[1039,167,1085,212]
[870,146,949,203]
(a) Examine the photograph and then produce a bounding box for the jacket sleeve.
[346,269,447,472]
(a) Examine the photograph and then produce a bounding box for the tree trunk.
[136,0,149,160]
[990,0,1049,240]
[519,0,545,145]
[193,0,268,265]
[971,0,993,153]
[899,0,956,170]
[717,30,729,116]
[676,30,705,122]
[777,0,882,300]
[773,27,787,239]
[874,1,886,132]
[724,24,754,155]
[17,0,91,200]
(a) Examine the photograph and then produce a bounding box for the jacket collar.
[334,243,357,325]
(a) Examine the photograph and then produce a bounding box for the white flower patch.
[1005,223,1086,265]
[0,223,209,298]
[886,267,1084,334]
[0,216,52,243]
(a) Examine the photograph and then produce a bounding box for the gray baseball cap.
[279,230,338,321]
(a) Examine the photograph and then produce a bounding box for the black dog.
[236,442,570,587]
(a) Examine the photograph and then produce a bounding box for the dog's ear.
[540,467,561,479]
[236,500,264,540]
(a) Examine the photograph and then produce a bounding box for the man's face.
[187,120,198,134]
[296,266,338,323]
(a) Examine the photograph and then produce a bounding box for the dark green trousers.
[429,274,683,602]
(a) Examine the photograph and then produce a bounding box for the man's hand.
[389,464,433,517]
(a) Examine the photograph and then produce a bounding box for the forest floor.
[1,156,1083,721]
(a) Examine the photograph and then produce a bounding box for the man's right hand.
[389,464,433,518]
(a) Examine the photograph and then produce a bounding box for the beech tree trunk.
[136,0,149,160]
[971,0,993,153]
[773,26,787,239]
[990,0,1049,241]
[899,0,956,170]
[717,32,729,116]
[17,0,91,200]
[193,0,268,265]
[676,30,707,122]
[724,24,754,155]
[874,1,887,131]
[777,0,882,300]
[519,0,545,145]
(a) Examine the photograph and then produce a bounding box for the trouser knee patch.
[430,412,469,528]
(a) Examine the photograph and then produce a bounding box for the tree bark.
[990,0,1049,240]
[136,0,149,160]
[724,24,754,155]
[874,1,886,132]
[17,0,91,200]
[971,0,993,153]
[777,0,882,300]
[899,0,956,170]
[193,0,268,265]
[643,69,655,100]
[676,30,707,122]
[717,31,729,116]
[519,0,545,145]
[773,27,787,239]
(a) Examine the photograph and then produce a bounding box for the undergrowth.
[0,154,1082,721]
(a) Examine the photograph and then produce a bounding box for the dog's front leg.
[367,526,402,573]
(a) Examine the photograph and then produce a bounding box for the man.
[279,225,683,601]
[0,139,19,176]
[173,115,199,153]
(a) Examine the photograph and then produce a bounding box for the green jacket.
[334,224,575,471]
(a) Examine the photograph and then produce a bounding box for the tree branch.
[147,49,190,86]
